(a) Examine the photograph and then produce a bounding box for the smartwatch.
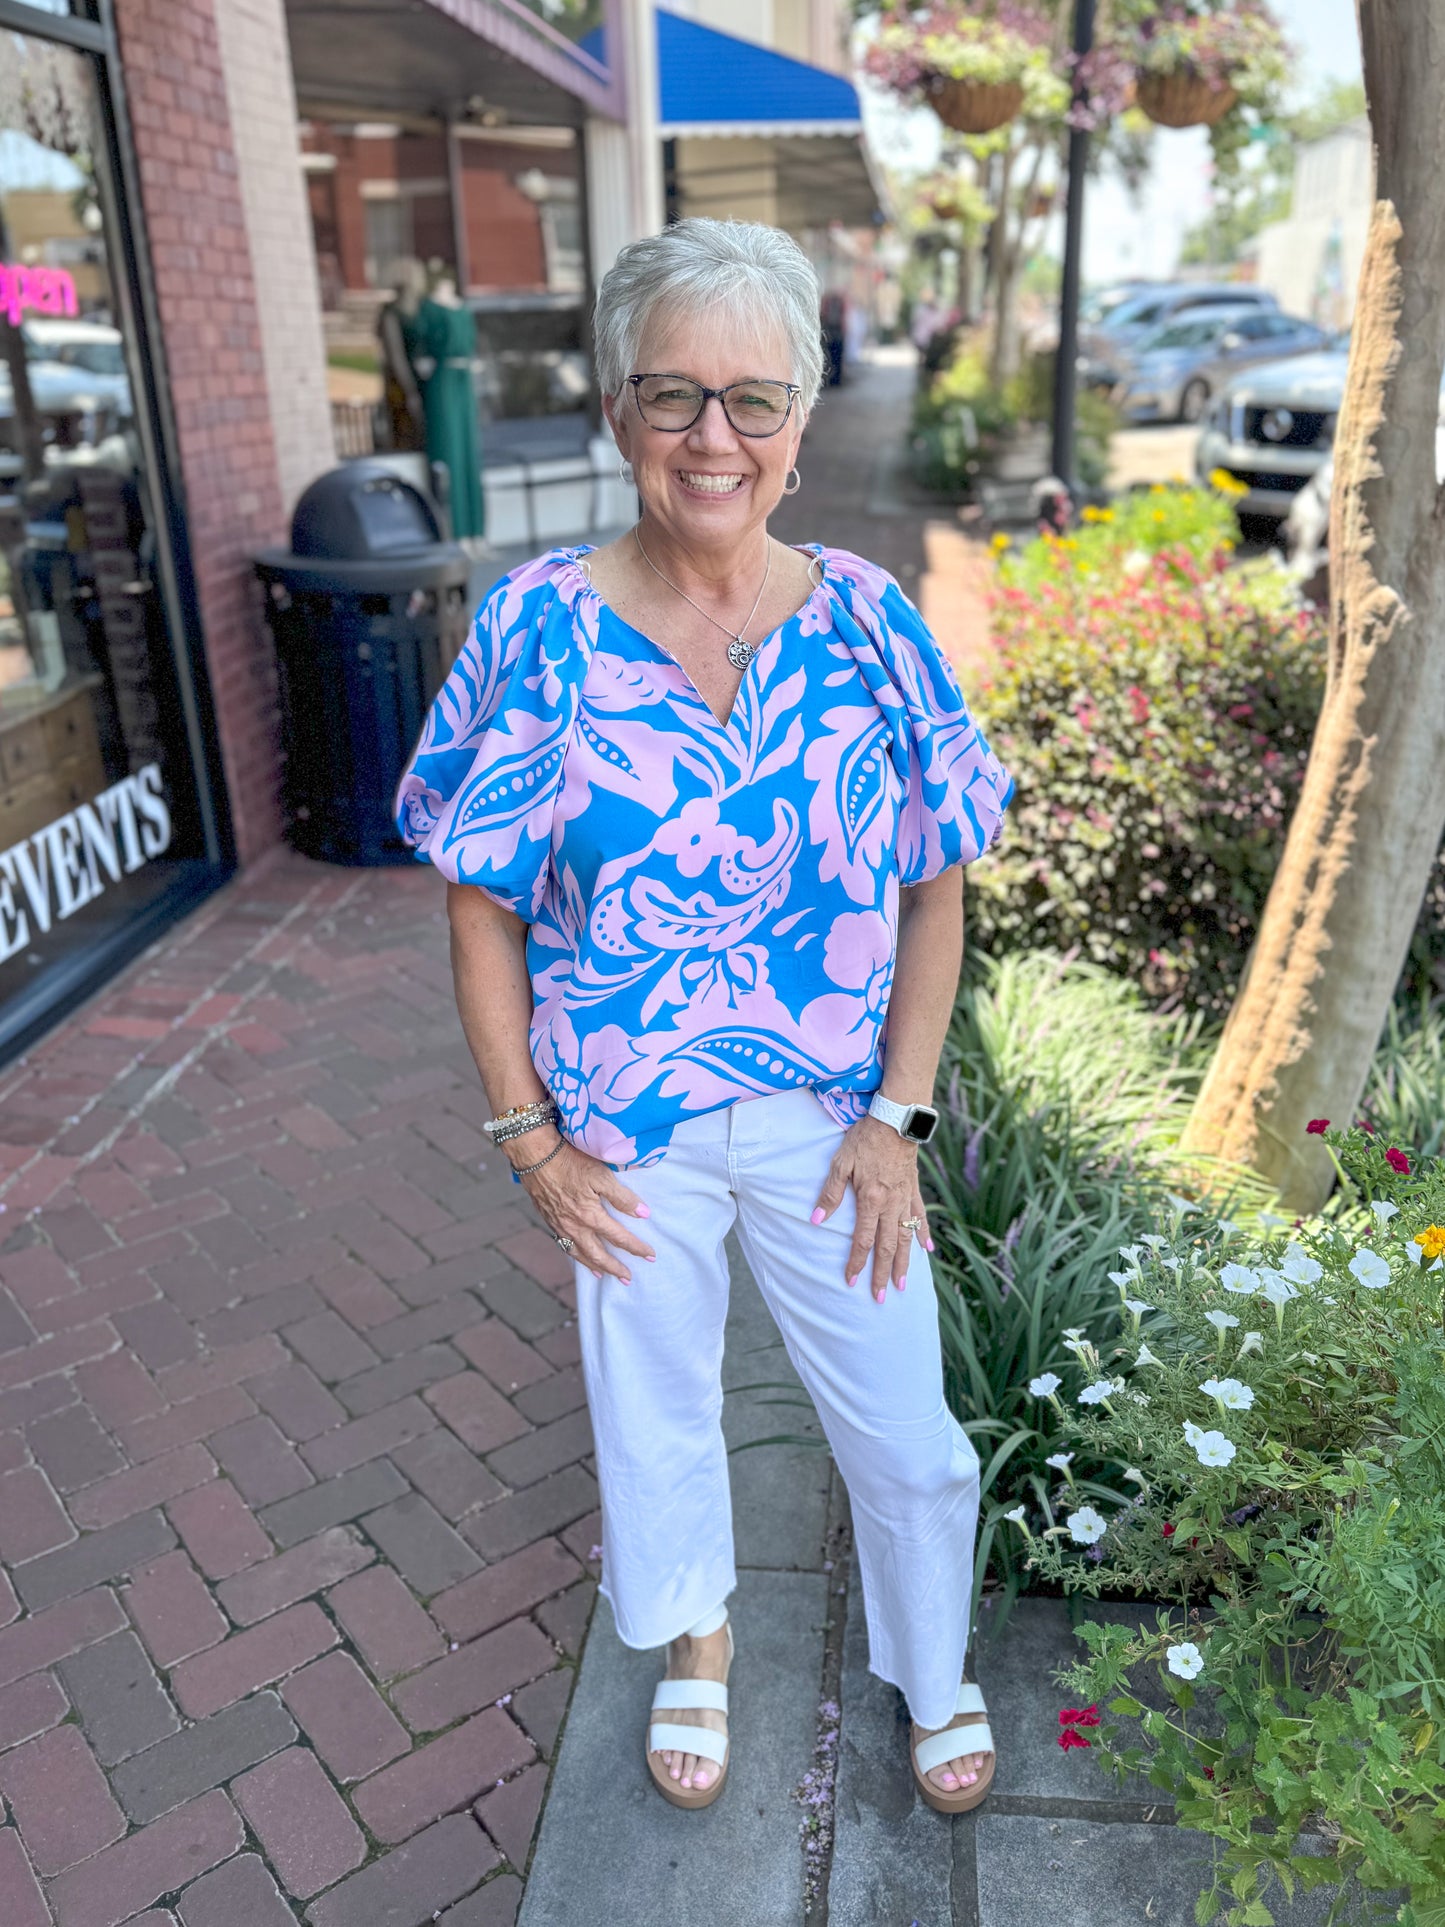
[868,1093,940,1145]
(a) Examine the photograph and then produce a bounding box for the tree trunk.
[1180,0,1445,1211]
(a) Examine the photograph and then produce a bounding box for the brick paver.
[0,855,604,1921]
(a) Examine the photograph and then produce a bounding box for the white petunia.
[1135,1344,1163,1368]
[1166,1642,1205,1680]
[1259,1212,1289,1230]
[1118,1246,1144,1265]
[1238,1331,1265,1356]
[1406,1241,1423,1264]
[1108,1270,1133,1288]
[1061,1326,1086,1341]
[1200,1377,1255,1411]
[1141,1235,1169,1250]
[1066,1505,1108,1546]
[1159,1255,1182,1271]
[1183,1424,1238,1467]
[1128,1391,1152,1405]
[1124,1299,1153,1317]
[1029,1373,1062,1398]
[1370,1199,1400,1223]
[1045,1452,1074,1472]
[1123,1467,1148,1486]
[1220,1263,1260,1295]
[1281,1243,1322,1287]
[1349,1248,1391,1291]
[1077,1378,1119,1406]
[1166,1194,1199,1215]
[1205,1310,1239,1332]
[1004,1505,1027,1525]
[1259,1272,1299,1308]
[1216,1219,1240,1237]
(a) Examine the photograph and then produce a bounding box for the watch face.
[904,1105,940,1144]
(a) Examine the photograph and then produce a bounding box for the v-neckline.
[570,544,829,732]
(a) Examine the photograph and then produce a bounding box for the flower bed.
[972,491,1324,1014]
[1010,1123,1445,1923]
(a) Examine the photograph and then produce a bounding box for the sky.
[857,0,1365,285]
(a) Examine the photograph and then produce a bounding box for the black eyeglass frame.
[626,372,802,439]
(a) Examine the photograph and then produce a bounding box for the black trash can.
[255,461,471,865]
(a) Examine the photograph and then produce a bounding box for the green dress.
[415,297,485,539]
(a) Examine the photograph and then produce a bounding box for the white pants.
[574,1087,980,1732]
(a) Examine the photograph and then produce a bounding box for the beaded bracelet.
[484,1099,557,1145]
[511,1140,565,1184]
[490,1108,558,1148]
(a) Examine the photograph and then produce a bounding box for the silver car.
[1079,281,1279,364]
[1111,308,1332,425]
[1194,350,1348,518]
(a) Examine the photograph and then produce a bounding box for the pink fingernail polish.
[636,1202,651,1219]
[810,1207,825,1225]
[926,1239,935,1253]
[897,1277,907,1292]
[846,1274,857,1289]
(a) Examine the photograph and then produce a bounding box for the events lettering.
[0,765,172,965]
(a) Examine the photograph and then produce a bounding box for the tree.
[1180,0,1445,1211]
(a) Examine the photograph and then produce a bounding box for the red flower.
[1386,1149,1411,1175]
[1203,1767,1216,1781]
[1357,1118,1375,1134]
[1126,685,1150,725]
[1058,1728,1092,1750]
[1058,1706,1100,1728]
[1305,1119,1329,1136]
[1162,1522,1176,1538]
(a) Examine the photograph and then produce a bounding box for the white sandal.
[645,1608,732,1811]
[911,1680,996,1814]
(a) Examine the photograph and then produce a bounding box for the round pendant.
[727,637,758,672]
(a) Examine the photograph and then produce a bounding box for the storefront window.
[1,23,221,1045]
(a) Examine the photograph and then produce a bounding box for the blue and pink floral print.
[396,545,1012,1166]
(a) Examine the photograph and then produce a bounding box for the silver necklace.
[633,527,772,671]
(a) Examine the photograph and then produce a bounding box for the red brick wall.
[113,0,287,865]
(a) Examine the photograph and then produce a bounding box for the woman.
[397,219,1012,1817]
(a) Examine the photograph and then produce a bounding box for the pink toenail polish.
[810,1207,825,1224]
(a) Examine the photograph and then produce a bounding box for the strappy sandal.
[911,1680,996,1815]
[646,1611,733,1811]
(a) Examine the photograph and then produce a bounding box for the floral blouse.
[396,545,1012,1166]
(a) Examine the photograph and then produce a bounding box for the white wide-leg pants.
[573,1087,980,1732]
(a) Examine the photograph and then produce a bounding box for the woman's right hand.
[514,1138,655,1283]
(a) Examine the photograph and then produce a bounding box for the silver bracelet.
[484,1099,556,1144]
[511,1139,566,1183]
[491,1108,558,1147]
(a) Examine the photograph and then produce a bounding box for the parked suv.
[1194,349,1347,519]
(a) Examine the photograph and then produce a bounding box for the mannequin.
[377,257,428,453]
[413,264,485,539]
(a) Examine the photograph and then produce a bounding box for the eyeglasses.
[627,373,801,438]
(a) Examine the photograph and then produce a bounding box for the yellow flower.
[1153,510,1166,523]
[990,532,1010,554]
[1097,507,1114,523]
[1416,1225,1445,1260]
[1080,505,1100,523]
[1208,467,1249,499]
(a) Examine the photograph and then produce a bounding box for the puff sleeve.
[823,552,1013,886]
[394,551,594,918]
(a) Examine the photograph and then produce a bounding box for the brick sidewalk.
[0,852,598,1925]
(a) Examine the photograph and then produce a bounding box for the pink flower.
[1386,1148,1411,1175]
[1059,1706,1100,1728]
[1305,1119,1329,1136]
[1058,1729,1091,1750]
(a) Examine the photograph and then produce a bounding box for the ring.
[553,1234,575,1253]
[900,1216,923,1232]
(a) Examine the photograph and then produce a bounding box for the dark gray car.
[1112,308,1332,424]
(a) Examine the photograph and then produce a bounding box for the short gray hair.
[593,218,824,413]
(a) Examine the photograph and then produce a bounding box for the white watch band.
[868,1093,911,1134]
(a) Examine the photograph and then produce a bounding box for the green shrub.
[1021,1121,1445,1925]
[912,339,1116,493]
[971,506,1326,1014]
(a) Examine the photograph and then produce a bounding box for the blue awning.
[657,9,863,137]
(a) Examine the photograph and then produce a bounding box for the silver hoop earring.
[782,468,801,496]
[618,459,634,485]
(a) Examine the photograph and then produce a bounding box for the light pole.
[1050,0,1096,498]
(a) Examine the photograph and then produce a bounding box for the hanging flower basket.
[926,75,1025,136]
[1136,67,1238,128]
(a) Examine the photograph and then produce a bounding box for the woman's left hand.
[811,1116,933,1303]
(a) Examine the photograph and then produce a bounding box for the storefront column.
[111,0,291,862]
[212,0,335,516]
[585,0,662,279]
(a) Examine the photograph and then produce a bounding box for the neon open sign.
[0,264,79,327]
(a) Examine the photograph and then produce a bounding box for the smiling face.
[603,303,806,559]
